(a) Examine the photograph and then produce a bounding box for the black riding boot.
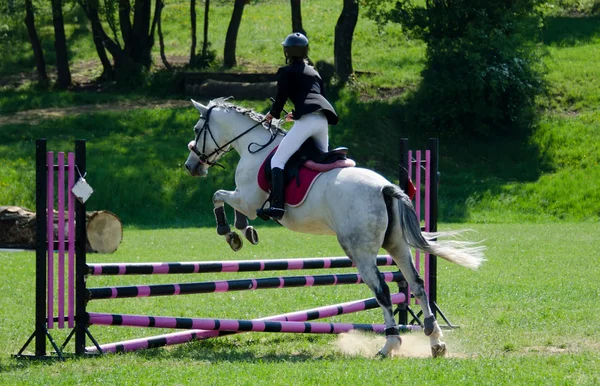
[257,167,285,220]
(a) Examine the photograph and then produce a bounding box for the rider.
[257,32,339,221]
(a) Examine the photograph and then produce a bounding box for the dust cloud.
[334,330,457,358]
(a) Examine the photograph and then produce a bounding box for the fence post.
[74,140,88,355]
[35,139,48,356]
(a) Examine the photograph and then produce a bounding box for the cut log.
[0,206,122,253]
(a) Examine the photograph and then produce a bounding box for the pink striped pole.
[46,151,54,329]
[87,293,411,353]
[57,152,65,328]
[425,150,431,296]
[67,153,75,328]
[415,150,422,289]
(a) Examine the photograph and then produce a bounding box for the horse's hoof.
[375,350,388,358]
[226,232,243,251]
[244,226,259,245]
[431,343,447,358]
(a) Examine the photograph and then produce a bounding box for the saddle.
[264,138,352,185]
[257,138,356,208]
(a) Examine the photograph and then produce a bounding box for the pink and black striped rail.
[89,313,393,334]
[87,255,395,275]
[87,271,405,300]
[87,293,410,353]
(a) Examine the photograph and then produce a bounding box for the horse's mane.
[208,97,265,124]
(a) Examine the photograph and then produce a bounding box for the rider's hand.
[285,112,294,122]
[265,113,274,123]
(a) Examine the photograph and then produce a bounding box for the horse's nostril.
[184,163,191,171]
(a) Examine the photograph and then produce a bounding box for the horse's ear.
[191,99,208,116]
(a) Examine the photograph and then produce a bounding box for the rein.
[191,106,281,167]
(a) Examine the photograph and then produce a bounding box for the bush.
[366,0,547,138]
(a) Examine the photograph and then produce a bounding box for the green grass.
[1,224,599,384]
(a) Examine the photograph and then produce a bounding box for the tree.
[190,0,212,68]
[190,0,197,65]
[223,0,248,68]
[334,0,359,83]
[24,0,48,83]
[290,0,306,36]
[156,0,171,70]
[50,0,72,88]
[201,0,210,58]
[79,0,162,83]
[78,0,114,79]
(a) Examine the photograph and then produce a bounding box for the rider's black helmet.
[282,32,309,61]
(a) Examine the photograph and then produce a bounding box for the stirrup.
[256,207,285,221]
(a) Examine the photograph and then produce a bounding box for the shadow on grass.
[0,94,544,226]
[542,16,600,46]
[126,335,335,363]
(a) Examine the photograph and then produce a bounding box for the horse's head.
[185,98,283,177]
[185,99,233,177]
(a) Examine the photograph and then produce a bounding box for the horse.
[184,97,486,358]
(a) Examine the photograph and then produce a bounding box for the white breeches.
[271,111,329,170]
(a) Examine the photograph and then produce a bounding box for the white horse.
[184,98,485,358]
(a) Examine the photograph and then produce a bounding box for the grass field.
[1,224,599,384]
[1,1,599,383]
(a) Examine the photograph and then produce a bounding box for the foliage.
[365,0,547,138]
[189,42,218,69]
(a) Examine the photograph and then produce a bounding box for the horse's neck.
[231,124,283,181]
[232,123,283,161]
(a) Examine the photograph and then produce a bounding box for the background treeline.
[2,0,552,137]
[0,0,599,226]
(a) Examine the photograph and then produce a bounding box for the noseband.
[191,105,282,166]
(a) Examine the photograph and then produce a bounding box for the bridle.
[190,105,283,167]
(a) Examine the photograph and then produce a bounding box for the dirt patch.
[0,99,191,126]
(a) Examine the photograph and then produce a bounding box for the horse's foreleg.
[234,210,258,245]
[354,259,402,357]
[212,190,246,251]
[388,244,446,358]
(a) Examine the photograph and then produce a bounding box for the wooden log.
[0,206,122,253]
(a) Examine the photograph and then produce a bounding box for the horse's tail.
[382,185,486,270]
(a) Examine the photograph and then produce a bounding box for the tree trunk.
[50,0,72,89]
[24,0,48,84]
[190,0,197,65]
[334,0,359,84]
[129,0,152,68]
[119,0,132,46]
[156,0,171,70]
[79,0,114,80]
[202,0,210,57]
[223,0,247,68]
[290,0,306,36]
[0,207,122,253]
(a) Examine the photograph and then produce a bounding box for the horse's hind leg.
[386,242,447,358]
[353,258,402,356]
[339,236,401,356]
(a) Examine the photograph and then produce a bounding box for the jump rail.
[16,138,443,360]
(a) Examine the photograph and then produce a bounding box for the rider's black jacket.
[269,60,339,125]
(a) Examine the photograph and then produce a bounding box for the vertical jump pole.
[74,140,87,355]
[34,139,47,357]
[397,138,410,325]
[427,138,439,316]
